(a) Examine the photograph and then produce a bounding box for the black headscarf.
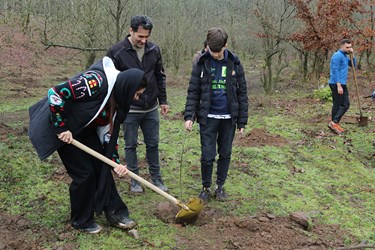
[96,68,145,215]
[114,68,145,122]
[106,68,145,158]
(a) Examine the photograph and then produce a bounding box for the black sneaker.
[130,179,144,193]
[214,186,227,201]
[105,210,137,230]
[198,187,211,204]
[72,222,102,234]
[152,179,169,192]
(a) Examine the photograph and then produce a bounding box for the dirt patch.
[0,122,28,141]
[0,212,43,250]
[0,212,77,250]
[164,110,184,121]
[49,165,71,185]
[152,202,356,249]
[0,21,82,90]
[0,123,11,141]
[153,201,224,225]
[0,203,362,250]
[175,215,355,250]
[235,128,289,147]
[305,113,329,124]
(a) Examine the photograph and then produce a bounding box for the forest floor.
[0,21,374,250]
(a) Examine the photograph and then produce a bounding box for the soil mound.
[152,203,356,250]
[235,128,289,147]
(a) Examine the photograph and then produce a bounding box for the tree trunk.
[302,51,309,82]
[263,56,274,94]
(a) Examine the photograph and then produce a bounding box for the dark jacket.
[29,58,118,160]
[184,50,248,128]
[106,35,167,110]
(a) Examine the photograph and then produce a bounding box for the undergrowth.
[0,81,374,248]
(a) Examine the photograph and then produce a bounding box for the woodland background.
[2,0,375,92]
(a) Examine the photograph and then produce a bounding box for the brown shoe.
[336,123,345,133]
[328,121,343,135]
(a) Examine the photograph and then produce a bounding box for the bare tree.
[150,0,204,72]
[288,0,361,81]
[101,0,132,43]
[9,0,372,90]
[40,0,114,67]
[352,0,375,76]
[253,0,295,94]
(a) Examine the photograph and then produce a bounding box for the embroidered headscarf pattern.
[48,71,103,128]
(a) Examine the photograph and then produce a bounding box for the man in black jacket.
[184,27,248,203]
[107,15,169,193]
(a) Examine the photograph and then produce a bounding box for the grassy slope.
[0,82,374,248]
[0,23,374,248]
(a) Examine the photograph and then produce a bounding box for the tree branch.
[41,41,108,52]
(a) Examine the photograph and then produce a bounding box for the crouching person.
[29,57,147,233]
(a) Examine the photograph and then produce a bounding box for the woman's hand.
[58,130,73,144]
[114,164,128,177]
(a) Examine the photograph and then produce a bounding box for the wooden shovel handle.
[71,139,189,210]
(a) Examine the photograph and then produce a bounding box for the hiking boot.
[152,179,169,192]
[198,187,211,204]
[130,179,144,193]
[328,121,343,135]
[72,221,102,234]
[214,186,228,201]
[105,210,137,230]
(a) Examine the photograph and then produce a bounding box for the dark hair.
[207,27,228,52]
[340,39,352,45]
[130,15,153,32]
[203,39,208,48]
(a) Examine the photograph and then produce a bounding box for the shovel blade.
[175,197,203,221]
[357,116,368,126]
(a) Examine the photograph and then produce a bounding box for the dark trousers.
[123,109,161,181]
[199,118,236,188]
[329,84,350,123]
[57,127,128,227]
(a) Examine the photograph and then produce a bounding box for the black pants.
[329,84,350,123]
[199,118,236,188]
[57,127,128,227]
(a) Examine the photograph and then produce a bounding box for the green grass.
[0,84,374,248]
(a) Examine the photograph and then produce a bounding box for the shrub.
[312,85,332,102]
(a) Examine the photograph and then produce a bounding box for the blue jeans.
[330,84,350,123]
[199,118,236,188]
[123,109,161,181]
